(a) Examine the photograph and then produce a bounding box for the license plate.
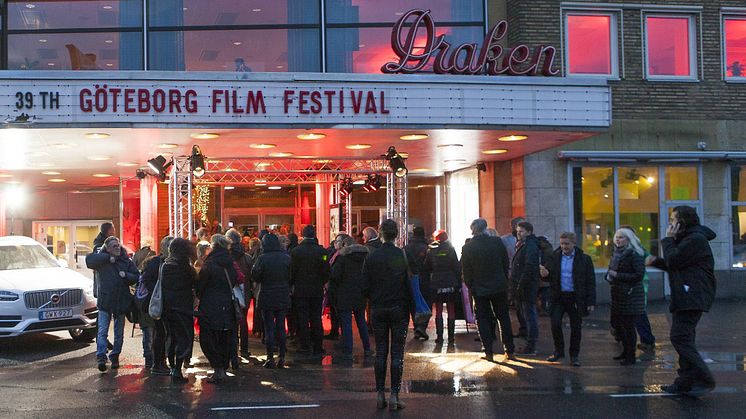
[39,309,73,320]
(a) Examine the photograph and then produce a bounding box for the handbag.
[148,263,165,320]
[461,286,476,325]
[223,268,244,321]
[225,268,246,309]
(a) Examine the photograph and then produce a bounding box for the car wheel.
[69,327,97,342]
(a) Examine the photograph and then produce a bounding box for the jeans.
[474,292,515,355]
[262,309,288,358]
[296,296,324,352]
[634,311,656,345]
[671,310,715,389]
[340,308,371,353]
[96,309,125,360]
[372,306,408,393]
[550,293,582,357]
[141,325,153,360]
[519,300,539,345]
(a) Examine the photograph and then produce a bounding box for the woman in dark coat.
[139,235,174,375]
[607,228,646,365]
[161,238,197,384]
[251,233,291,368]
[421,230,461,344]
[196,234,238,383]
[331,235,372,358]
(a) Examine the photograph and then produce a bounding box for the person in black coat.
[139,236,174,375]
[85,236,138,372]
[196,234,239,384]
[511,221,541,354]
[160,238,197,384]
[361,219,412,411]
[421,230,461,344]
[647,206,717,396]
[227,228,254,361]
[405,227,429,340]
[290,225,330,355]
[461,218,515,362]
[607,228,646,366]
[252,233,292,368]
[331,236,372,358]
[545,232,596,367]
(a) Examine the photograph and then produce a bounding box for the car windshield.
[0,245,60,270]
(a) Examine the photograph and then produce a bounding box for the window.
[565,13,617,77]
[573,165,700,267]
[149,0,318,26]
[724,17,746,79]
[325,0,483,24]
[644,15,697,80]
[730,166,746,267]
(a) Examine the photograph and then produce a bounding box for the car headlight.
[0,291,19,302]
[84,283,95,297]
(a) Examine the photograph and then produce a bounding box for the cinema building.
[0,1,744,300]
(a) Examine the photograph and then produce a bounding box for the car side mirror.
[57,259,69,268]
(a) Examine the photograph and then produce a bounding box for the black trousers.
[152,319,167,368]
[671,310,715,388]
[162,310,194,362]
[296,296,324,352]
[199,328,232,370]
[474,292,515,355]
[372,306,408,393]
[239,306,250,352]
[550,293,582,357]
[612,313,637,361]
[262,309,288,358]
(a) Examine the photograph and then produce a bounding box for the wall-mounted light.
[190,145,206,178]
[385,146,408,178]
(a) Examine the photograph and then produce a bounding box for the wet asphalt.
[0,299,745,418]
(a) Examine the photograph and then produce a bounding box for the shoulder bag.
[223,268,244,322]
[148,262,166,320]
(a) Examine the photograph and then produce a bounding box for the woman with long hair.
[607,228,646,365]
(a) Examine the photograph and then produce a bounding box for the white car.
[0,236,98,341]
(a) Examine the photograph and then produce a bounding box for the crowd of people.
[85,204,718,406]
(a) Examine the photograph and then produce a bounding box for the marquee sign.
[382,9,559,76]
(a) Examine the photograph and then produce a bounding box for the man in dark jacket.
[92,222,116,298]
[363,226,383,252]
[545,232,596,367]
[462,218,514,362]
[331,236,372,358]
[647,206,717,397]
[85,236,139,372]
[290,225,330,355]
[405,227,430,340]
[511,221,540,355]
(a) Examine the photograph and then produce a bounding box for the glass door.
[32,222,73,267]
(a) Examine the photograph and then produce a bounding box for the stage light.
[190,145,206,178]
[385,146,408,178]
[339,177,353,198]
[136,169,147,179]
[147,155,172,181]
[363,174,383,192]
[476,162,487,172]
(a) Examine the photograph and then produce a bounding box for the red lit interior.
[725,18,746,77]
[647,16,691,77]
[567,15,612,75]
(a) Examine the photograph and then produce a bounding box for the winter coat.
[361,242,413,313]
[196,247,238,330]
[421,240,461,294]
[330,244,369,311]
[161,257,197,315]
[251,234,292,311]
[461,234,510,297]
[547,247,596,313]
[650,225,717,313]
[91,232,108,298]
[290,238,330,298]
[365,237,383,253]
[85,249,139,315]
[537,237,554,288]
[511,234,541,301]
[231,244,254,301]
[404,237,428,275]
[132,246,156,272]
[608,247,645,316]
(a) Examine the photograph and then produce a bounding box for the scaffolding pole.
[386,172,408,248]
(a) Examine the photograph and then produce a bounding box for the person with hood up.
[421,230,461,345]
[404,227,430,340]
[196,234,239,384]
[85,236,139,372]
[647,206,717,397]
[252,233,292,368]
[331,235,373,359]
[511,221,541,355]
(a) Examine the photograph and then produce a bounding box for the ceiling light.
[157,143,178,149]
[444,159,467,163]
[85,132,110,139]
[42,171,61,175]
[116,162,138,167]
[224,186,235,190]
[47,63,55,66]
[87,155,111,161]
[437,144,463,148]
[269,152,293,158]
[250,143,276,149]
[411,168,430,173]
[385,146,408,178]
[232,41,242,46]
[38,39,47,43]
[103,5,113,9]
[359,44,366,48]
[252,8,262,12]
[25,4,36,9]
[276,65,284,69]
[268,186,282,190]
[190,145,206,178]
[0,173,14,178]
[93,173,112,178]
[346,144,372,150]
[647,176,655,184]
[498,135,528,142]
[482,149,508,155]
[105,39,113,44]
[297,132,326,140]
[105,63,113,67]
[191,132,220,140]
[400,133,429,141]
[48,178,66,183]
[51,143,75,149]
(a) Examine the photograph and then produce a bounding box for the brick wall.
[504,0,746,120]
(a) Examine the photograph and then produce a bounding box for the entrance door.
[32,220,110,276]
[224,208,296,236]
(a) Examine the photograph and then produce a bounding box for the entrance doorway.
[32,220,109,276]
[224,208,296,236]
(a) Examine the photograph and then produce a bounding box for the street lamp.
[4,184,26,236]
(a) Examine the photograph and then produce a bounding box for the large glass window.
[149,0,318,26]
[665,166,698,200]
[8,0,142,29]
[325,0,483,24]
[644,15,697,79]
[724,17,746,79]
[573,167,615,267]
[730,166,746,267]
[619,167,659,257]
[565,13,617,77]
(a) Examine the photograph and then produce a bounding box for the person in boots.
[421,230,461,345]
